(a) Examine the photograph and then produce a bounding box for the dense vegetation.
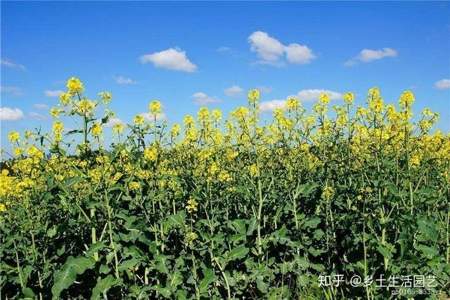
[1,78,449,299]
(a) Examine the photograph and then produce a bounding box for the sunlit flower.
[149,100,162,115]
[99,91,112,104]
[8,131,20,143]
[133,115,145,126]
[248,89,260,105]
[343,92,354,105]
[112,122,125,135]
[91,123,103,137]
[66,77,84,94]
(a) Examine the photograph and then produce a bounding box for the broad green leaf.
[51,256,95,299]
[90,275,121,300]
[199,268,216,294]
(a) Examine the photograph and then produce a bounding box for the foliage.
[1,79,449,299]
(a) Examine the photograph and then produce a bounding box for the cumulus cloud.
[248,31,315,65]
[45,90,64,97]
[284,43,316,64]
[0,107,24,121]
[33,103,49,110]
[259,100,287,112]
[434,79,450,90]
[0,85,23,97]
[29,112,47,120]
[1,59,25,70]
[105,118,124,128]
[139,112,167,121]
[297,89,342,101]
[115,76,137,85]
[345,48,398,66]
[192,92,221,105]
[224,85,244,97]
[140,48,197,72]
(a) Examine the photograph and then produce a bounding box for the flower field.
[0,78,449,299]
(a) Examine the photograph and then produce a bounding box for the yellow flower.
[143,147,158,161]
[0,203,6,212]
[212,109,222,122]
[286,97,299,110]
[249,164,259,177]
[171,124,181,137]
[50,107,62,118]
[321,185,334,200]
[149,100,162,114]
[66,77,84,94]
[8,131,20,143]
[112,123,125,135]
[399,90,415,108]
[52,121,64,142]
[27,145,44,160]
[129,181,141,191]
[197,107,210,122]
[319,93,330,105]
[53,120,64,133]
[343,92,354,105]
[184,115,195,127]
[59,92,72,105]
[99,91,112,104]
[91,123,103,137]
[185,231,198,246]
[186,198,198,214]
[248,89,260,105]
[232,107,249,119]
[133,115,145,126]
[13,147,23,156]
[76,99,96,115]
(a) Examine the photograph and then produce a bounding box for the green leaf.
[376,244,393,260]
[225,245,249,263]
[167,271,183,290]
[51,256,95,299]
[417,218,438,242]
[90,275,121,300]
[303,217,321,229]
[165,211,186,230]
[415,244,439,259]
[199,268,216,294]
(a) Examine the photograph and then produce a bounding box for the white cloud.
[224,85,244,97]
[0,85,23,97]
[0,107,24,121]
[248,31,285,63]
[260,100,287,112]
[140,48,197,72]
[248,31,315,65]
[192,92,221,105]
[45,90,64,97]
[139,112,167,121]
[434,79,450,90]
[115,76,137,85]
[285,43,316,64]
[29,112,47,120]
[105,118,124,128]
[33,103,49,110]
[297,89,342,101]
[345,48,398,66]
[1,59,25,70]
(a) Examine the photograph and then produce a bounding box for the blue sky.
[1,1,449,153]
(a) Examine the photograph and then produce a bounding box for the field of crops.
[0,77,449,299]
